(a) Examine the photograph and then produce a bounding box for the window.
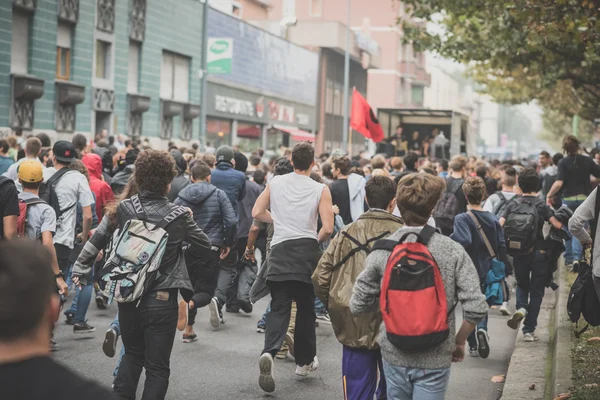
[412,85,424,106]
[310,0,322,17]
[128,41,141,93]
[161,51,190,102]
[325,79,333,114]
[283,0,296,17]
[95,40,112,79]
[333,84,342,116]
[56,23,72,80]
[11,11,29,75]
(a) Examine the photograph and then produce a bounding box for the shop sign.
[207,38,233,74]
[268,101,295,123]
[215,95,254,117]
[256,97,265,118]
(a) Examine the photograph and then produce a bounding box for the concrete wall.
[424,65,460,111]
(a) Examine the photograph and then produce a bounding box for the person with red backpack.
[17,160,67,296]
[350,173,487,400]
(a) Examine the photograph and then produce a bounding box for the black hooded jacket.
[175,182,237,247]
[167,150,191,202]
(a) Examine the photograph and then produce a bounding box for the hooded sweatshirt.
[348,173,367,222]
[82,153,115,223]
[175,181,237,247]
[167,150,191,202]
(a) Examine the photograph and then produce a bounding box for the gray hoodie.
[569,188,599,276]
[350,226,488,369]
[348,173,366,222]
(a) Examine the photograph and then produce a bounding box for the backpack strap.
[46,167,71,186]
[467,211,496,259]
[130,195,147,219]
[418,225,436,245]
[331,230,391,271]
[496,192,506,203]
[24,197,47,206]
[372,239,398,252]
[157,206,188,229]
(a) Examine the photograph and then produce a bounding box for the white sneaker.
[209,297,220,328]
[523,332,539,342]
[500,302,510,316]
[468,348,479,357]
[507,308,527,330]
[295,356,319,377]
[258,353,275,393]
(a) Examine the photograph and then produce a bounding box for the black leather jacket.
[72,191,212,299]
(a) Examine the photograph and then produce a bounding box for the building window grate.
[58,0,79,23]
[96,0,115,33]
[129,0,146,42]
[56,104,76,132]
[11,100,35,130]
[93,88,115,112]
[12,0,37,12]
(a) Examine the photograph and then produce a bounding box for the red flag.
[350,88,384,143]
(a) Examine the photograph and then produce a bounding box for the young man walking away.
[451,177,511,358]
[313,176,403,400]
[483,166,518,216]
[434,156,468,236]
[72,150,212,399]
[175,161,237,339]
[17,160,68,296]
[0,240,114,400]
[253,143,334,393]
[501,168,563,342]
[350,174,488,400]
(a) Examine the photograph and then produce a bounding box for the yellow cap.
[18,160,44,183]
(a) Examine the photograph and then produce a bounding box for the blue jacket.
[210,162,246,218]
[0,155,14,175]
[175,182,237,247]
[485,259,506,305]
[451,210,511,282]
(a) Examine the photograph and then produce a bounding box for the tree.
[401,0,600,120]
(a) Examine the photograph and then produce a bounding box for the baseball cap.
[18,160,44,183]
[53,140,77,163]
[216,145,234,163]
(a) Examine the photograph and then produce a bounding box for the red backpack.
[17,197,47,238]
[374,225,452,351]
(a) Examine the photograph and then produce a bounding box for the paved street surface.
[54,297,516,399]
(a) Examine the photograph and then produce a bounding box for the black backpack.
[492,192,519,218]
[503,197,539,255]
[567,187,600,336]
[38,168,75,221]
[433,178,462,231]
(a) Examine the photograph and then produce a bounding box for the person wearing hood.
[82,153,115,223]
[211,145,246,217]
[167,150,191,202]
[175,161,237,341]
[330,156,366,225]
[111,148,139,195]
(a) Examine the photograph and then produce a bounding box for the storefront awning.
[237,125,261,139]
[274,124,316,142]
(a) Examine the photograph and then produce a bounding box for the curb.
[501,277,559,399]
[552,263,573,398]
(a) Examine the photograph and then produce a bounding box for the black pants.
[114,289,178,400]
[263,280,316,366]
[55,243,71,273]
[188,250,220,326]
[225,237,249,308]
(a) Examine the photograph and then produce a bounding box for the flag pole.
[342,0,351,152]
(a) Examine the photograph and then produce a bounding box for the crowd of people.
[0,131,599,400]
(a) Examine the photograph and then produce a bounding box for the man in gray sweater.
[569,187,600,285]
[350,173,488,400]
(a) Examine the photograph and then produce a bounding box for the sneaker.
[295,356,319,377]
[258,353,276,393]
[226,305,240,313]
[275,350,287,359]
[73,322,96,334]
[507,308,527,330]
[239,300,253,314]
[95,295,108,310]
[316,312,331,324]
[256,322,266,333]
[572,261,580,273]
[177,299,188,331]
[65,312,75,326]
[477,329,490,359]
[523,332,539,342]
[285,332,295,359]
[182,333,198,343]
[209,297,221,328]
[468,347,479,357]
[500,302,510,316]
[103,328,118,358]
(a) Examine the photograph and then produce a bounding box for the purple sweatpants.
[342,346,387,400]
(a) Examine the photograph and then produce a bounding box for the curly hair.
[462,176,487,205]
[134,150,176,195]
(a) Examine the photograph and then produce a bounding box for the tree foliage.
[400,0,600,120]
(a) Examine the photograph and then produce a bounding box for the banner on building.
[207,38,233,74]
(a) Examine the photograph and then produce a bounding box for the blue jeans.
[64,263,94,324]
[258,303,271,328]
[110,313,125,377]
[514,250,548,333]
[382,361,450,400]
[563,199,585,264]
[315,297,327,315]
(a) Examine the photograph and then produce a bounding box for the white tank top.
[269,173,325,246]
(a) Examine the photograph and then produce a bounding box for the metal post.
[341,0,351,152]
[199,0,209,150]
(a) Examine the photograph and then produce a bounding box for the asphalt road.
[53,296,517,399]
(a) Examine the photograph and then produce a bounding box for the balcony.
[13,0,36,12]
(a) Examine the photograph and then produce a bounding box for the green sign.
[207,38,233,74]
